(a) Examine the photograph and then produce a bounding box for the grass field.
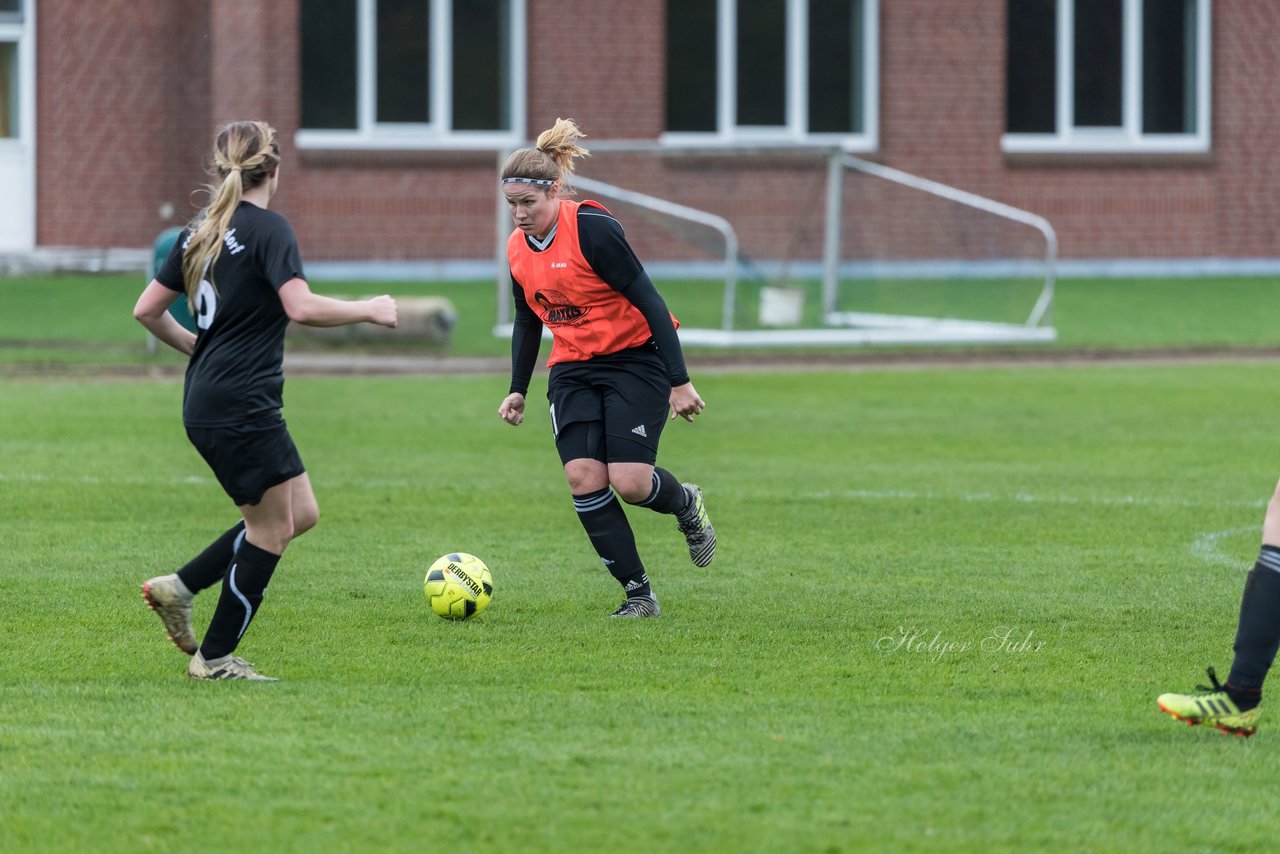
[9,272,1280,369]
[3,357,1280,850]
[4,272,1280,850]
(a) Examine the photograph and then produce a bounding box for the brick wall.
[1211,1,1280,257]
[32,0,1280,263]
[37,0,210,247]
[994,0,1280,260]
[526,0,665,139]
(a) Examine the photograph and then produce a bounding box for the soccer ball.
[423,553,493,620]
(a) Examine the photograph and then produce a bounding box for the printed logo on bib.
[532,289,591,327]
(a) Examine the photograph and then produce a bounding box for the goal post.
[834,154,1057,330]
[572,176,741,333]
[494,142,1057,347]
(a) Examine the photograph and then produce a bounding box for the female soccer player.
[496,118,715,618]
[133,120,398,680]
[1157,503,1280,736]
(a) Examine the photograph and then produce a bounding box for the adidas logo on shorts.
[631,424,647,437]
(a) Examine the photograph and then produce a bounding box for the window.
[297,0,524,149]
[665,0,878,147]
[0,0,21,139]
[0,42,14,138]
[1004,0,1211,152]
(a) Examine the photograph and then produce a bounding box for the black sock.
[1225,546,1280,709]
[198,539,280,661]
[177,521,246,594]
[630,467,689,516]
[573,487,651,598]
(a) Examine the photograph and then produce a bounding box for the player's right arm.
[258,213,396,328]
[498,391,525,426]
[500,278,542,426]
[133,279,197,356]
[278,279,398,328]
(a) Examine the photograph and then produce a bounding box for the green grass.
[6,273,1280,369]
[3,365,1280,851]
[0,275,513,366]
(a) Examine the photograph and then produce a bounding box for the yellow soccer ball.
[423,553,493,620]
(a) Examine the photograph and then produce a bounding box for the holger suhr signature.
[876,626,1046,662]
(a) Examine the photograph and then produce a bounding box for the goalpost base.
[495,318,1057,349]
[674,312,1056,347]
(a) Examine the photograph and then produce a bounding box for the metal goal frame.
[495,143,1057,347]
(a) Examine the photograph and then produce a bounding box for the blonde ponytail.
[181,171,242,309]
[181,121,280,309]
[501,118,589,193]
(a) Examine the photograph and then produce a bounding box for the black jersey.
[575,205,646,288]
[155,202,306,427]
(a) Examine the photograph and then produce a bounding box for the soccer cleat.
[1157,667,1261,737]
[675,483,716,567]
[141,574,197,655]
[609,593,661,618]
[188,651,278,681]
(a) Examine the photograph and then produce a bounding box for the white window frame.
[0,1,33,142]
[296,0,525,151]
[1003,0,1211,154]
[0,0,36,250]
[661,0,879,151]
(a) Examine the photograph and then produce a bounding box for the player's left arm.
[621,274,705,421]
[580,210,704,421]
[133,279,196,356]
[134,230,197,356]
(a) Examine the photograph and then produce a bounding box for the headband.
[502,177,555,186]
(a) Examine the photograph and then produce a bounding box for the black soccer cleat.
[609,593,661,618]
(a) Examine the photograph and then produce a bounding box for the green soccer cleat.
[676,483,716,567]
[1157,667,1261,737]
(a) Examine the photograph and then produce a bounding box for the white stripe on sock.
[637,471,662,507]
[574,491,616,513]
[228,563,254,639]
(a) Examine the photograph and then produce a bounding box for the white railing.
[834,154,1057,328]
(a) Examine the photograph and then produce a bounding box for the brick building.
[2,0,1275,268]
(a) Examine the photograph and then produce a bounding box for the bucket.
[759,286,805,327]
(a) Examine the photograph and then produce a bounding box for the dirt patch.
[9,345,1280,381]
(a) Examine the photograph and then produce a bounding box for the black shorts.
[547,345,670,466]
[185,418,306,506]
